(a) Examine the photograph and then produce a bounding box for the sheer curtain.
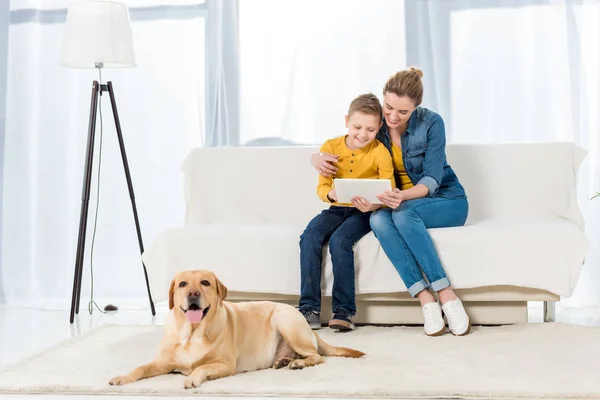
[237,0,406,146]
[0,1,8,304]
[2,0,205,308]
[217,0,599,308]
[406,0,600,307]
[3,0,599,310]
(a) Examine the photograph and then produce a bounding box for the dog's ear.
[168,278,176,310]
[215,275,228,301]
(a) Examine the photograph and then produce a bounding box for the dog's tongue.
[185,310,204,323]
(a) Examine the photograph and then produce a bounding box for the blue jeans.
[370,197,468,297]
[299,206,372,318]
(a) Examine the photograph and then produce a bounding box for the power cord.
[87,67,108,316]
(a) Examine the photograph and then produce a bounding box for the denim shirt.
[376,107,467,199]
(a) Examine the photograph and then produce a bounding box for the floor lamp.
[61,0,155,323]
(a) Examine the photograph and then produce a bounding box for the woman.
[310,67,470,336]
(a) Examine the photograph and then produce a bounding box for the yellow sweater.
[317,135,395,205]
[391,141,414,190]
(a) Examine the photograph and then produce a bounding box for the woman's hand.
[351,197,382,213]
[327,189,338,202]
[311,152,339,177]
[377,188,404,209]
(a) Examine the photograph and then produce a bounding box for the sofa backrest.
[181,142,586,227]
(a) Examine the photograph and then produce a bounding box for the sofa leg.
[543,301,555,322]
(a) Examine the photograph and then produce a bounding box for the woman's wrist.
[400,184,429,201]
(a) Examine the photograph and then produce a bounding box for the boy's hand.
[311,152,339,177]
[351,197,382,213]
[327,190,338,202]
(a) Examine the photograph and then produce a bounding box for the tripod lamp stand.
[61,0,155,323]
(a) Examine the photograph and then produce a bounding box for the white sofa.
[142,143,590,325]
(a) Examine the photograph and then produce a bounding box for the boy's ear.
[345,114,349,127]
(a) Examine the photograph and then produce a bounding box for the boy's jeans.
[299,206,372,318]
[370,196,468,297]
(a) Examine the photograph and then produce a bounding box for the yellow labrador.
[109,270,365,389]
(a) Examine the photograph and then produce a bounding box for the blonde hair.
[383,67,424,106]
[348,93,382,120]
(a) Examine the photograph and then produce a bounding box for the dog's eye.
[201,280,210,286]
[178,281,187,288]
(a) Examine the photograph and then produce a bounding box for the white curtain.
[3,0,599,310]
[237,0,407,146]
[0,1,8,304]
[231,0,600,307]
[204,0,238,147]
[2,0,205,308]
[407,0,600,307]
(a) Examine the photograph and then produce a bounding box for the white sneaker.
[422,302,445,336]
[442,298,471,336]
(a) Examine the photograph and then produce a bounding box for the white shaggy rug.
[1,323,600,399]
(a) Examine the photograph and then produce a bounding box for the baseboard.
[0,297,163,311]
[224,296,529,325]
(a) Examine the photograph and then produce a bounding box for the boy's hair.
[348,93,382,120]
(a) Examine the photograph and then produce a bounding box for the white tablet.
[333,178,392,204]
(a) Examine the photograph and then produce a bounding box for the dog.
[109,269,365,389]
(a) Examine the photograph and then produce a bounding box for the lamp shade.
[61,0,136,68]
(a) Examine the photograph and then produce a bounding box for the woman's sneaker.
[301,310,322,330]
[328,314,355,331]
[442,298,471,336]
[422,301,445,336]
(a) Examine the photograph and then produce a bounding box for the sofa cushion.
[181,143,586,228]
[143,217,588,302]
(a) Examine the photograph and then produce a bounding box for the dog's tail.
[315,333,365,358]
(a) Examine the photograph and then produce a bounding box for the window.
[210,0,407,146]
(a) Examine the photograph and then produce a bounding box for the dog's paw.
[288,359,305,370]
[272,357,293,369]
[109,375,133,386]
[184,375,203,389]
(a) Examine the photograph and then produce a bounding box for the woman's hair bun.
[408,66,424,78]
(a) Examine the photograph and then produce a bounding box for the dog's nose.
[188,291,201,299]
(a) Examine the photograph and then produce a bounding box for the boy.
[298,93,395,331]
